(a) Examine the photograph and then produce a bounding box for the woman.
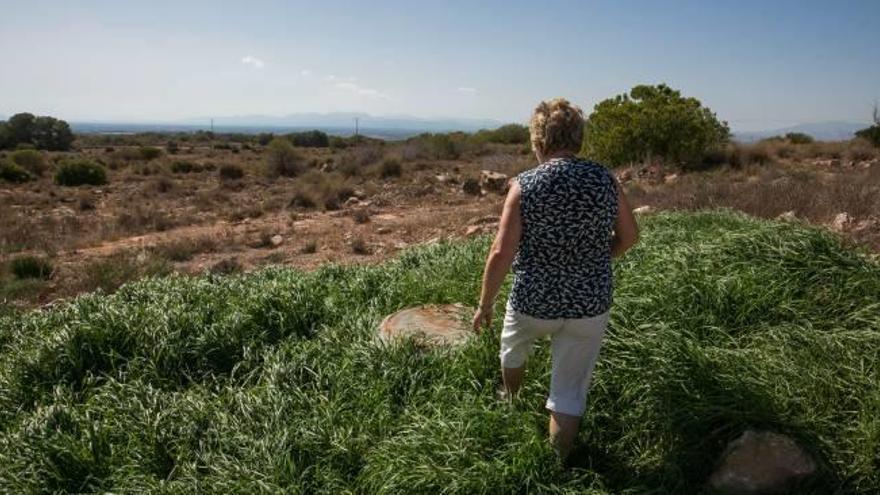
[473,98,639,459]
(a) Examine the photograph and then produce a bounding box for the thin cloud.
[241,55,265,69]
[333,81,389,100]
[458,87,477,94]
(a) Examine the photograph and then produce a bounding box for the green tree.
[1,113,74,150]
[855,103,880,146]
[266,137,303,177]
[6,113,36,147]
[582,84,730,167]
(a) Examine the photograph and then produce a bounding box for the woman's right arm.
[611,179,639,258]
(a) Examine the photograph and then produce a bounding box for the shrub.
[352,209,371,224]
[287,130,329,148]
[54,159,108,186]
[583,84,730,168]
[473,124,530,144]
[266,137,303,177]
[10,149,48,176]
[784,132,814,144]
[290,170,354,210]
[10,256,53,280]
[0,160,31,183]
[138,147,163,160]
[219,164,245,181]
[378,158,402,178]
[856,126,880,147]
[170,160,202,174]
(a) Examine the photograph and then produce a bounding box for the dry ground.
[1,137,878,312]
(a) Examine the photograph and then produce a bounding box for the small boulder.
[831,212,853,232]
[479,170,509,194]
[435,174,453,184]
[633,205,654,214]
[270,235,284,247]
[777,211,797,221]
[616,169,633,183]
[708,430,816,495]
[664,173,680,184]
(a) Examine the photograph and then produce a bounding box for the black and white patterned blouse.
[508,157,618,319]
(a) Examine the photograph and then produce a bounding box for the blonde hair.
[529,98,585,157]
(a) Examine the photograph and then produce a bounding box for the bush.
[473,124,530,145]
[784,132,814,144]
[855,126,880,147]
[583,84,730,168]
[170,161,202,174]
[218,164,245,181]
[9,149,48,176]
[378,158,402,178]
[138,147,163,160]
[0,160,31,183]
[287,130,329,148]
[266,138,303,177]
[10,256,53,280]
[54,159,108,186]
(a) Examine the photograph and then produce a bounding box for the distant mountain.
[71,113,506,139]
[734,121,870,142]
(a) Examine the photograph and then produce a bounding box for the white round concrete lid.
[378,303,474,346]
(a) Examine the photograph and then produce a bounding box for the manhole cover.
[378,303,474,346]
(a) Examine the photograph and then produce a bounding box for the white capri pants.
[499,301,610,417]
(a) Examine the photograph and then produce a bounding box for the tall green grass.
[0,211,878,493]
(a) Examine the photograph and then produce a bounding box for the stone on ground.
[633,205,654,214]
[379,304,474,346]
[708,430,816,495]
[479,170,509,194]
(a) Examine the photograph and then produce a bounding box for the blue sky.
[1,0,878,131]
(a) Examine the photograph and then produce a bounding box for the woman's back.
[510,157,618,319]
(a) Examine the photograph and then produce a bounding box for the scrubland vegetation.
[1,85,880,493]
[0,212,878,493]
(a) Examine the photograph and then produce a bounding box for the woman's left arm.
[473,182,522,332]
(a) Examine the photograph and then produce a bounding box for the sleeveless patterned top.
[508,157,618,319]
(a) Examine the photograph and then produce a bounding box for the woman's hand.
[472,305,494,333]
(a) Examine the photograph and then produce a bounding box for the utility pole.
[210,118,214,134]
[354,117,359,138]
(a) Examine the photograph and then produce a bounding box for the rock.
[831,212,853,232]
[435,174,453,184]
[479,170,509,194]
[270,235,283,247]
[633,205,654,214]
[376,227,392,235]
[777,211,797,221]
[319,162,334,173]
[616,169,633,183]
[462,178,482,196]
[352,189,367,199]
[344,197,360,208]
[664,173,680,184]
[378,304,474,346]
[708,430,816,495]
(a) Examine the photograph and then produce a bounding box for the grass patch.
[0,211,878,493]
